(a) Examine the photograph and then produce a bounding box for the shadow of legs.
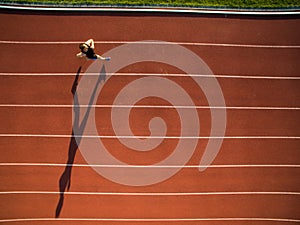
[55,134,78,217]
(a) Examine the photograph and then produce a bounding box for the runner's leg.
[96,54,111,61]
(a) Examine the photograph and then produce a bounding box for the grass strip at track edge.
[1,0,300,11]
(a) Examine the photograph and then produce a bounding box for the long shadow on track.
[55,64,106,217]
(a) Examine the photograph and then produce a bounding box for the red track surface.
[0,9,300,224]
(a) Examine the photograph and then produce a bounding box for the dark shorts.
[84,48,97,59]
[87,54,97,59]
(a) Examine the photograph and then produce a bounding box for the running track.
[0,8,300,225]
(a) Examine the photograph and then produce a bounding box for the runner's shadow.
[55,65,106,218]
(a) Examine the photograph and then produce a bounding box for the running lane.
[0,8,300,224]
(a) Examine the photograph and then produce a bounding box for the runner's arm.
[85,39,95,49]
[76,52,86,58]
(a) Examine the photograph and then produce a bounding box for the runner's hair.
[79,43,86,50]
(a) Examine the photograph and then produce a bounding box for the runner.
[76,39,110,61]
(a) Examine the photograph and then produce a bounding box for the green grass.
[1,0,300,9]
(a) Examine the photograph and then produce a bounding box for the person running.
[76,39,110,61]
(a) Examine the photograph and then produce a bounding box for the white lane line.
[0,217,299,223]
[1,191,299,196]
[0,163,299,168]
[1,40,300,49]
[0,104,299,110]
[0,72,299,80]
[0,134,299,139]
